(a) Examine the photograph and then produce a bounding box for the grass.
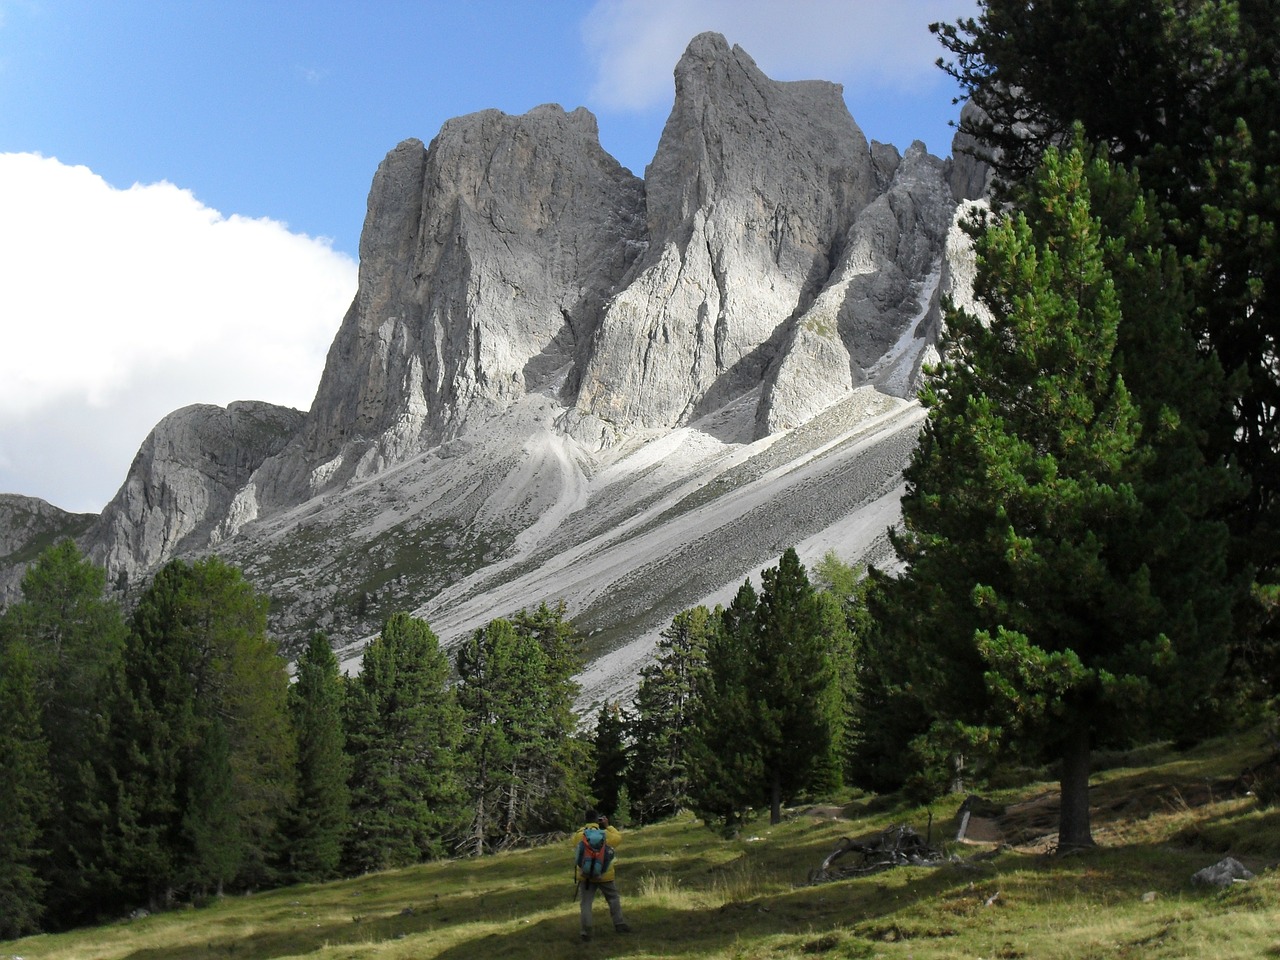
[6,727,1279,960]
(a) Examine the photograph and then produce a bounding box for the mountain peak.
[2,37,989,706]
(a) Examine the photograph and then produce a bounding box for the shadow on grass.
[425,856,1028,960]
[106,837,1273,960]
[110,855,986,960]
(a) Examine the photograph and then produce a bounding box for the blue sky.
[0,0,975,513]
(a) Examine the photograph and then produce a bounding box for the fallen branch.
[808,824,948,883]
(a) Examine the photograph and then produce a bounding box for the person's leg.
[600,880,628,930]
[579,882,595,939]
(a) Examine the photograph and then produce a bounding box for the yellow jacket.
[573,822,622,883]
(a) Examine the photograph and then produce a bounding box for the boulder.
[1190,857,1255,888]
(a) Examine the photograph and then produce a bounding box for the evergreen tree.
[0,641,51,938]
[510,602,591,831]
[933,0,1279,695]
[628,606,712,823]
[590,701,630,817]
[846,592,941,796]
[344,612,464,872]
[455,617,543,855]
[110,557,296,906]
[753,548,846,822]
[284,632,351,882]
[688,584,763,835]
[883,145,1238,848]
[691,552,851,830]
[179,718,238,899]
[0,540,126,925]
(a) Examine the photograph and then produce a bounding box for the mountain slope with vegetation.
[3,726,1277,960]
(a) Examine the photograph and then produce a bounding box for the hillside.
[7,727,1277,960]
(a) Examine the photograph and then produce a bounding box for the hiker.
[573,808,629,941]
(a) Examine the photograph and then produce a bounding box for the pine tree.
[590,702,630,817]
[110,557,296,906]
[753,548,846,822]
[284,632,351,882]
[0,640,51,938]
[344,612,464,871]
[455,617,541,855]
[933,0,1278,698]
[688,584,763,835]
[690,552,852,831]
[884,145,1238,848]
[179,717,238,899]
[0,540,126,925]
[628,606,712,823]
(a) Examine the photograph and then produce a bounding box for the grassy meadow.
[5,727,1278,960]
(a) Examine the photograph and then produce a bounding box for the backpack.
[576,825,615,881]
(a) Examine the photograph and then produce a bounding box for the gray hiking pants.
[579,879,626,933]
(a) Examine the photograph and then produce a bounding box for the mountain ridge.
[0,34,986,706]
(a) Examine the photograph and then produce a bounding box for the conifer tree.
[628,606,712,822]
[933,0,1278,695]
[810,551,871,783]
[284,632,350,882]
[510,602,591,830]
[590,701,630,817]
[884,145,1237,848]
[110,557,296,905]
[179,717,238,899]
[455,617,542,855]
[456,607,589,850]
[753,548,846,821]
[691,552,852,830]
[0,640,51,938]
[344,612,463,871]
[0,540,126,925]
[688,584,763,835]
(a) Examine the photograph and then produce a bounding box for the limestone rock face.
[948,100,997,202]
[0,494,97,605]
[569,33,878,444]
[254,104,646,507]
[759,141,957,433]
[85,401,303,583]
[0,33,988,689]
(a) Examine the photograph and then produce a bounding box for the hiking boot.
[615,923,631,933]
[580,930,592,942]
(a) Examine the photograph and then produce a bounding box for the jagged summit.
[570,32,879,444]
[250,102,647,515]
[4,34,986,704]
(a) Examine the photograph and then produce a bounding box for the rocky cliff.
[1,34,985,700]
[570,34,879,443]
[247,103,647,515]
[0,494,97,600]
[86,401,304,580]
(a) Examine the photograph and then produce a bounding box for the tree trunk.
[470,789,486,858]
[1057,721,1094,851]
[769,771,782,825]
[948,752,966,794]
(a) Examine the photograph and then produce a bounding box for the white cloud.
[582,0,976,111]
[0,153,357,513]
